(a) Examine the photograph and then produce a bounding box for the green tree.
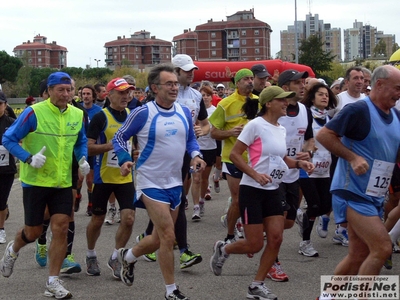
[373,39,386,58]
[0,51,23,84]
[298,34,336,78]
[392,43,400,54]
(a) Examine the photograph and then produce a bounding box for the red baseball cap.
[106,78,135,92]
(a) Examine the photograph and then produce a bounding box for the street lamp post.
[294,0,298,64]
[94,59,101,68]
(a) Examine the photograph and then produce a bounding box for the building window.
[211,41,216,47]
[135,47,138,52]
[211,50,216,56]
[255,39,259,45]
[242,39,246,45]
[121,47,125,52]
[114,47,117,52]
[255,48,260,54]
[28,51,31,55]
[38,50,42,55]
[122,54,126,59]
[211,32,216,38]
[166,54,169,59]
[136,54,139,59]
[114,55,117,59]
[38,58,42,62]
[241,30,246,36]
[28,59,32,63]
[254,30,259,35]
[242,49,247,54]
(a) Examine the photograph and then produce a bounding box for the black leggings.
[299,177,332,218]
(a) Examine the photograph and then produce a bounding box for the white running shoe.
[316,215,330,238]
[247,283,278,300]
[0,241,18,278]
[192,206,201,221]
[332,228,349,246]
[298,240,319,257]
[0,230,6,244]
[44,278,72,299]
[104,207,116,225]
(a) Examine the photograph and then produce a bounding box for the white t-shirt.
[197,105,217,150]
[329,91,365,117]
[238,117,288,190]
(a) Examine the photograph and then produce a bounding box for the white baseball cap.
[172,54,198,71]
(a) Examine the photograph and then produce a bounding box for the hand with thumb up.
[30,146,47,168]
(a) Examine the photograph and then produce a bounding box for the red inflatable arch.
[192,59,315,82]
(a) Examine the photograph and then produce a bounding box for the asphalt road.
[0,179,398,300]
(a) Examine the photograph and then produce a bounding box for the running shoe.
[165,288,189,300]
[295,208,304,238]
[74,193,82,212]
[210,240,228,276]
[332,228,349,246]
[85,256,101,276]
[267,262,289,282]
[213,174,220,193]
[205,186,212,200]
[60,254,81,274]
[192,206,201,221]
[199,200,205,217]
[0,230,6,244]
[35,240,47,267]
[393,242,400,253]
[135,234,157,262]
[220,214,228,228]
[86,205,92,216]
[44,278,72,299]
[316,215,330,238]
[104,207,116,225]
[247,283,278,300]
[298,240,319,257]
[107,255,121,279]
[0,241,18,278]
[235,219,244,239]
[180,249,202,269]
[117,248,136,286]
[116,209,121,223]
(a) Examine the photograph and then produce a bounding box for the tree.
[0,51,23,84]
[298,34,336,78]
[372,39,386,58]
[392,43,400,54]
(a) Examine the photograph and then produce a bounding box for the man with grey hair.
[113,63,205,300]
[361,67,372,94]
[317,65,400,280]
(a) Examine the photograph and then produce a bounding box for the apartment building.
[173,8,272,61]
[104,30,172,69]
[13,34,67,68]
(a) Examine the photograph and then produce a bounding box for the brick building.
[104,30,172,70]
[13,34,67,68]
[173,8,272,61]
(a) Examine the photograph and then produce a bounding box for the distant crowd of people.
[1,56,400,300]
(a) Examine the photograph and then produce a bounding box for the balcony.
[228,52,239,57]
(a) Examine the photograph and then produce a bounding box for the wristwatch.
[25,155,33,164]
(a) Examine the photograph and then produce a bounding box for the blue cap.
[47,72,71,87]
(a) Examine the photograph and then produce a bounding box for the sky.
[1,0,399,68]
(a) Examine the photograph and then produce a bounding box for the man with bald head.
[317,65,400,278]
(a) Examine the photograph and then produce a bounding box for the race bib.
[106,141,132,168]
[312,151,331,176]
[0,145,10,166]
[286,137,302,157]
[268,155,289,185]
[366,159,395,197]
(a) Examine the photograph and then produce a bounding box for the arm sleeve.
[74,114,88,161]
[87,111,106,140]
[325,101,370,140]
[113,106,148,166]
[304,108,314,140]
[2,108,37,162]
[197,99,208,121]
[208,104,225,129]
